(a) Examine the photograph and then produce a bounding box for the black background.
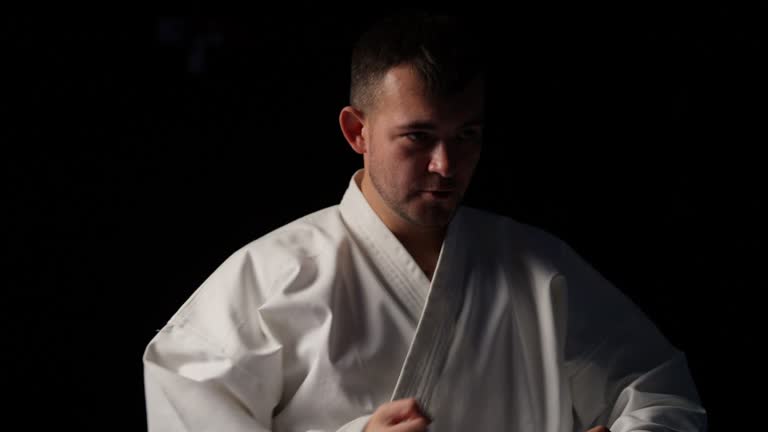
[4,9,765,431]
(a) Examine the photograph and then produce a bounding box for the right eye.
[404,132,431,144]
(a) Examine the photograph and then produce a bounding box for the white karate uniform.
[143,169,706,431]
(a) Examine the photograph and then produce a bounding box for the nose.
[427,141,455,178]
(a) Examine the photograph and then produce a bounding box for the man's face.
[363,65,484,228]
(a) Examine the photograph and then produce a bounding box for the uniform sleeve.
[558,241,707,432]
[143,321,283,431]
[142,246,373,432]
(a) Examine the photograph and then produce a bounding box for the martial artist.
[143,15,706,432]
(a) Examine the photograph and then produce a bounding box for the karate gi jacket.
[143,169,706,431]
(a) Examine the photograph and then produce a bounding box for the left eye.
[458,129,481,140]
[405,132,430,143]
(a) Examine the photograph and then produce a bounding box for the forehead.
[373,65,485,126]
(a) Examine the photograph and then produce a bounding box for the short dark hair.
[349,14,487,113]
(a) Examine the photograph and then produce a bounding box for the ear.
[339,106,368,155]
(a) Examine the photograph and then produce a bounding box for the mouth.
[421,190,455,199]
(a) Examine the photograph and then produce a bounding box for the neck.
[396,227,445,281]
[358,170,446,279]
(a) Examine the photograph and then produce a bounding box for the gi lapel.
[339,170,429,321]
[390,209,468,419]
[338,170,469,417]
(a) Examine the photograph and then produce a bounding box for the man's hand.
[585,427,610,432]
[364,398,430,432]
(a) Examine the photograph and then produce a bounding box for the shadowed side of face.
[363,64,485,228]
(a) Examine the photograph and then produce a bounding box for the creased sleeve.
[142,243,374,432]
[142,245,287,431]
[143,320,283,431]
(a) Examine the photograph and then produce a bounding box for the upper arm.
[143,321,283,431]
[142,246,286,431]
[557,241,706,431]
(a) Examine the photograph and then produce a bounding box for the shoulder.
[459,208,667,358]
[459,206,620,289]
[164,205,348,334]
[240,204,348,270]
[457,206,624,304]
[458,206,568,269]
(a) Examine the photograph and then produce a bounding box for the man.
[143,15,707,431]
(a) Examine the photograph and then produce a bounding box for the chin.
[411,206,456,228]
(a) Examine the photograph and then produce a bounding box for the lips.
[422,190,455,199]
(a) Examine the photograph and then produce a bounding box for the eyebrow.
[394,118,485,131]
